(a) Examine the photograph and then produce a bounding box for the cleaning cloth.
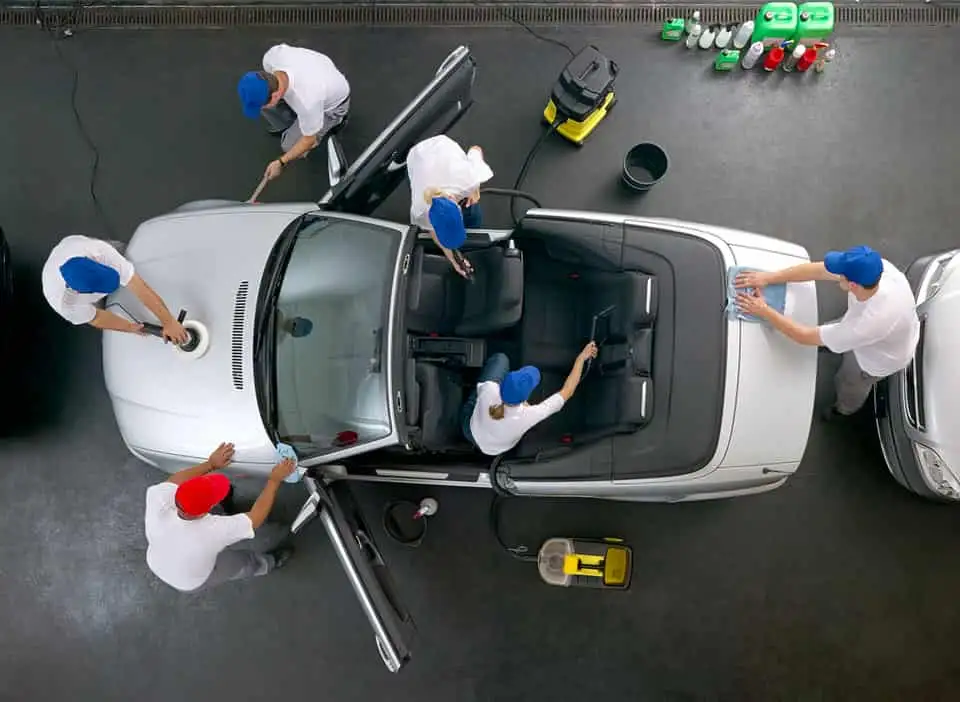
[276,442,305,484]
[726,266,787,323]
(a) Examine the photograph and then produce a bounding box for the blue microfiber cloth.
[276,442,305,484]
[726,266,788,323]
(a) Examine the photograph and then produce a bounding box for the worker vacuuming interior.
[237,43,351,185]
[407,135,494,278]
[41,234,189,343]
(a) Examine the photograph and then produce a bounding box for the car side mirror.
[327,134,347,188]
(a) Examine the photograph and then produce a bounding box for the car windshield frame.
[253,212,408,461]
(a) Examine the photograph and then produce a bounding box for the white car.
[874,248,960,501]
[103,46,818,672]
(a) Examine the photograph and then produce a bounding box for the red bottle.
[796,47,818,72]
[763,46,786,71]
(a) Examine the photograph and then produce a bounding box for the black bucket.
[621,142,669,191]
[382,500,426,547]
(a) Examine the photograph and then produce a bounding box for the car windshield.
[270,215,401,458]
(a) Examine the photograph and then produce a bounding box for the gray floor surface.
[2,23,960,702]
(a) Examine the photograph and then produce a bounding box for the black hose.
[489,493,538,562]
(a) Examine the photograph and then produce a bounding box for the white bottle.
[733,20,754,49]
[699,24,717,49]
[685,10,701,34]
[715,25,733,49]
[685,22,702,48]
[741,41,764,69]
[783,43,805,72]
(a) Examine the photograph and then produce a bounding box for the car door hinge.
[402,253,411,275]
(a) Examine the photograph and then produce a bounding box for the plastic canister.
[796,46,818,72]
[794,2,835,44]
[752,2,799,48]
[741,41,765,69]
[763,46,786,71]
[661,17,686,41]
[714,49,741,71]
[733,20,755,49]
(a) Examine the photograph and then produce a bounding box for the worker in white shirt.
[462,342,598,456]
[734,245,920,420]
[41,235,188,343]
[406,135,494,277]
[237,43,351,183]
[144,442,297,593]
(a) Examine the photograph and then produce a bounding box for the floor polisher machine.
[140,308,211,359]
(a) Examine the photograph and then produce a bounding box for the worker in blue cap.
[462,342,597,456]
[237,43,350,185]
[41,235,189,342]
[734,245,919,420]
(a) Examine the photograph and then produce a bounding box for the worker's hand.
[162,319,190,345]
[451,254,473,279]
[468,145,484,159]
[734,270,772,290]
[578,341,599,363]
[208,442,236,470]
[126,320,144,334]
[464,189,481,207]
[269,458,297,483]
[735,288,771,318]
[264,159,285,181]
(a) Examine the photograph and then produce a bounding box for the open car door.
[319,45,477,216]
[290,473,415,672]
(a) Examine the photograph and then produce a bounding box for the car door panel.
[320,45,477,216]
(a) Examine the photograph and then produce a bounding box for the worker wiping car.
[734,245,920,420]
[406,135,494,278]
[462,342,598,456]
[41,235,189,343]
[237,43,351,185]
[144,442,297,593]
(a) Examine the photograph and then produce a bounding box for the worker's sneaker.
[268,545,295,571]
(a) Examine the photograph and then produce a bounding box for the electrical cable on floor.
[475,1,576,58]
[35,0,118,240]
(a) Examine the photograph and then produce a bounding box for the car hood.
[103,205,314,466]
[919,279,960,469]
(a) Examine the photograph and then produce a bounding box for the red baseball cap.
[175,474,231,517]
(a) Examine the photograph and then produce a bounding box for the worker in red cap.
[144,442,297,592]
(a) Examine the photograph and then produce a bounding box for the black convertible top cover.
[504,214,727,481]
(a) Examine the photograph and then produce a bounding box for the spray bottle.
[732,20,755,49]
[796,46,819,72]
[741,41,765,69]
[814,46,835,72]
[685,9,702,35]
[699,24,717,49]
[783,42,806,72]
[685,20,703,48]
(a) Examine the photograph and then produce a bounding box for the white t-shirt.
[144,482,255,592]
[41,235,136,325]
[469,381,565,456]
[819,259,920,377]
[406,135,494,230]
[263,44,350,137]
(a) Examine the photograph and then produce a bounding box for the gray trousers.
[194,522,290,592]
[262,97,351,153]
[833,351,883,415]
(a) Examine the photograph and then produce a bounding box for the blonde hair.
[423,187,449,205]
[488,404,505,420]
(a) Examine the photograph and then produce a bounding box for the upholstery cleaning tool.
[451,249,475,283]
[140,308,211,360]
[661,17,685,41]
[538,537,633,589]
[733,20,755,48]
[742,41,765,69]
[715,25,734,49]
[247,174,271,204]
[685,21,703,48]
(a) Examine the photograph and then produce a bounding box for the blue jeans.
[461,352,510,445]
[462,202,482,229]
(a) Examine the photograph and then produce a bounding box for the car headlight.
[917,251,960,305]
[914,444,960,499]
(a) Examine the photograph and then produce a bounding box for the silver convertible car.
[104,46,818,672]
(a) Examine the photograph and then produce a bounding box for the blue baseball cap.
[500,366,541,405]
[237,72,270,119]
[824,245,883,286]
[60,257,120,294]
[428,197,466,250]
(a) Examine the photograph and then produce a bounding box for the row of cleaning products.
[662,1,836,73]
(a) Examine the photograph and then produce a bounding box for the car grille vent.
[232,281,249,391]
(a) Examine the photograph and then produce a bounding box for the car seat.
[408,361,465,450]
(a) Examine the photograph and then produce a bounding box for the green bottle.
[752,2,799,48]
[661,17,686,41]
[714,49,741,71]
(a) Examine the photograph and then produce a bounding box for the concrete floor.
[2,23,960,702]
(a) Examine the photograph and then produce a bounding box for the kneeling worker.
[462,342,598,456]
[144,442,297,593]
[237,43,351,184]
[734,245,919,419]
[407,135,494,278]
[42,234,188,343]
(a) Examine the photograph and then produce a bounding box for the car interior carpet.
[725,266,787,323]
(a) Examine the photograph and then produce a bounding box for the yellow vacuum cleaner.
[543,45,619,146]
[538,537,633,590]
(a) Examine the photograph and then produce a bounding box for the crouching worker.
[406,135,494,278]
[42,234,188,343]
[461,342,598,456]
[144,442,297,593]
